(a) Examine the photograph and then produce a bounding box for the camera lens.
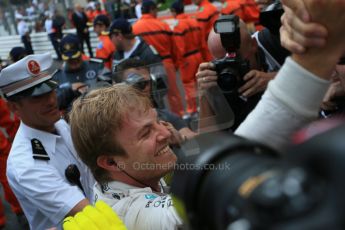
[217,69,239,93]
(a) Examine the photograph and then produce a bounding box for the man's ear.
[97,155,123,172]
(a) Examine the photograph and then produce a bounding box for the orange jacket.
[93,9,108,18]
[239,0,260,24]
[86,9,95,23]
[195,0,219,42]
[133,14,179,67]
[221,0,243,17]
[96,32,116,70]
[172,14,207,67]
[0,98,22,217]
[0,98,19,141]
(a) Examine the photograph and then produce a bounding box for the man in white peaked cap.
[0,53,94,230]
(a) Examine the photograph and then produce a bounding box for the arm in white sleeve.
[235,57,330,151]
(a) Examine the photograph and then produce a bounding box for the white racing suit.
[94,180,183,230]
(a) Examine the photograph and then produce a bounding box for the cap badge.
[64,43,71,51]
[27,60,41,75]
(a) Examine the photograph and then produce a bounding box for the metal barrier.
[0,28,99,60]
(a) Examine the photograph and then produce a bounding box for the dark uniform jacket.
[53,60,104,111]
[113,38,162,65]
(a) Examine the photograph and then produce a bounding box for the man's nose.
[46,90,57,104]
[156,123,171,141]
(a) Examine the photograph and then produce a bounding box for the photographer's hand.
[196,62,218,92]
[280,0,327,54]
[238,70,276,98]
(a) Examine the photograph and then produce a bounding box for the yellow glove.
[63,200,127,230]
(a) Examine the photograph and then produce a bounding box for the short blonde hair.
[69,84,152,183]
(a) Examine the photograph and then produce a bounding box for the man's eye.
[142,129,151,138]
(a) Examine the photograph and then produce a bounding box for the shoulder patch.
[31,138,50,160]
[97,42,104,49]
[199,6,204,12]
[222,2,228,8]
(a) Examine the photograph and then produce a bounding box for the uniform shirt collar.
[18,120,64,155]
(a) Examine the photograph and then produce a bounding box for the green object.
[158,0,175,11]
[172,195,189,224]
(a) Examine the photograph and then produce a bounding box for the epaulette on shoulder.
[31,138,50,160]
[101,31,109,36]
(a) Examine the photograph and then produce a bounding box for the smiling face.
[115,108,177,182]
[9,90,60,133]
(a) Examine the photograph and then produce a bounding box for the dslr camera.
[212,15,250,93]
[171,124,345,230]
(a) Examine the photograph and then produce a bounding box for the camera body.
[212,54,250,93]
[213,15,250,93]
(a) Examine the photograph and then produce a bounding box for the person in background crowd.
[193,0,219,61]
[86,6,96,23]
[220,0,242,16]
[87,0,97,10]
[255,0,273,11]
[93,14,116,70]
[234,0,345,151]
[110,18,162,67]
[239,0,260,30]
[93,2,108,18]
[133,0,185,117]
[135,0,143,18]
[54,34,104,114]
[67,7,75,28]
[8,47,27,64]
[1,53,94,229]
[52,9,66,59]
[110,18,171,109]
[72,4,93,58]
[170,1,206,115]
[17,15,34,55]
[197,18,276,132]
[45,11,62,60]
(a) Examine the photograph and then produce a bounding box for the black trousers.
[21,35,34,55]
[77,32,93,58]
[49,33,62,60]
